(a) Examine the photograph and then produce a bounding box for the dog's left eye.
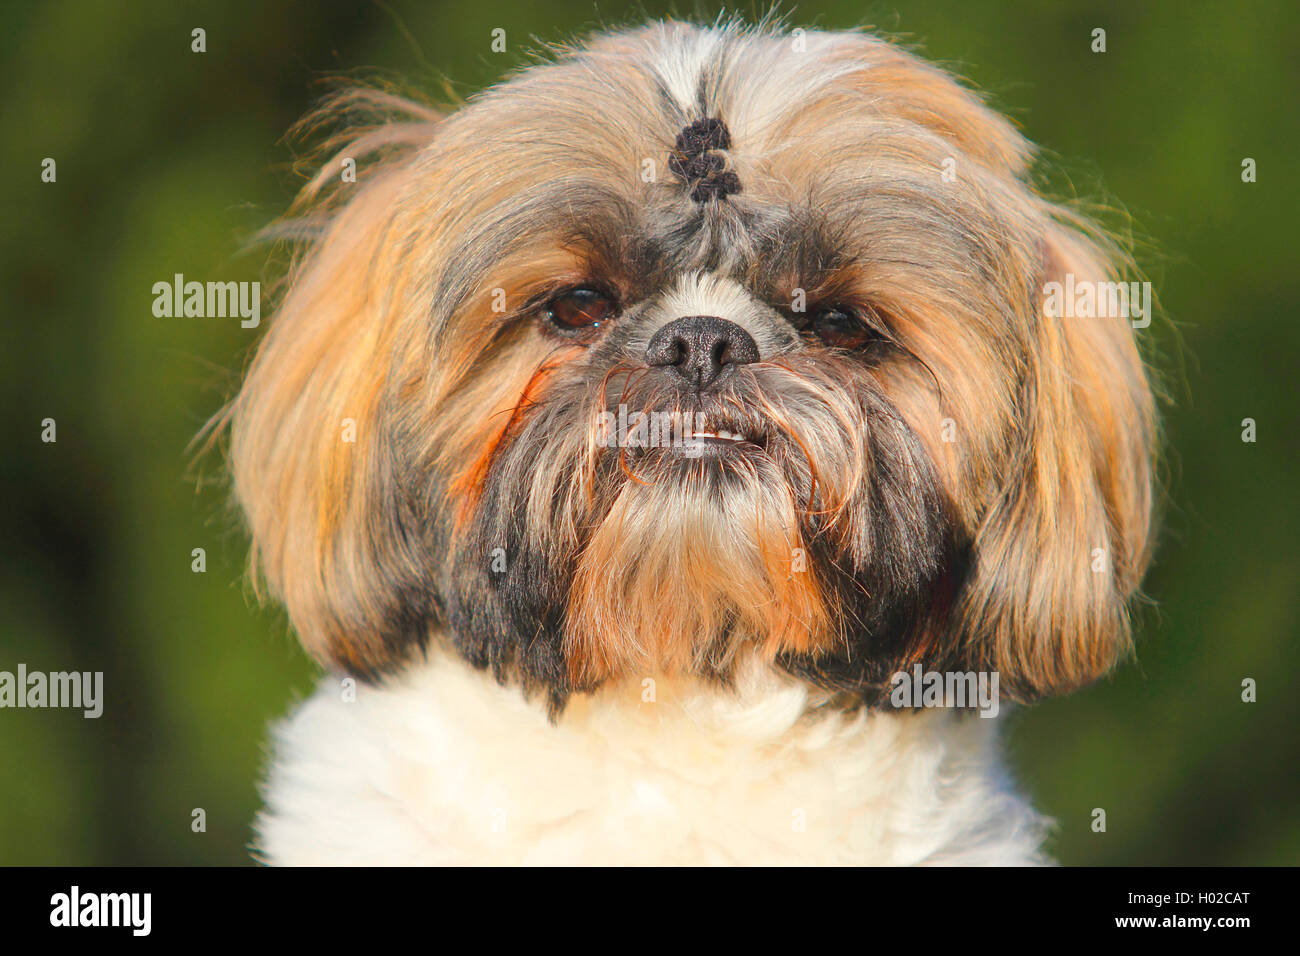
[807,306,879,350]
[543,288,619,336]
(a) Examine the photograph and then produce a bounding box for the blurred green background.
[1,0,1296,865]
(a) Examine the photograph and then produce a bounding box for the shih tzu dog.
[227,19,1157,865]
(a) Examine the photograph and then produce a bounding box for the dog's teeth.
[685,429,745,442]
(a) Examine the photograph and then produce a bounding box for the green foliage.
[1,0,1296,864]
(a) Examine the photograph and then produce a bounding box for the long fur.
[227,18,1158,865]
[256,651,1049,865]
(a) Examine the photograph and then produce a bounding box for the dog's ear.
[951,215,1158,698]
[228,92,442,677]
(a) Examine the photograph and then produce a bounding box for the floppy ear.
[227,92,442,677]
[952,214,1158,698]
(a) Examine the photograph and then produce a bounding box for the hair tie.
[669,117,741,202]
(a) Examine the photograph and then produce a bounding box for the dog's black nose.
[645,316,759,391]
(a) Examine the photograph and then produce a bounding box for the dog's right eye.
[543,288,619,337]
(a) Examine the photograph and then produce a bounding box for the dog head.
[229,21,1157,711]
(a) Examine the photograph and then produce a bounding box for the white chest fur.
[256,651,1048,865]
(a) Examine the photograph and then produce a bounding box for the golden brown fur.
[225,19,1157,710]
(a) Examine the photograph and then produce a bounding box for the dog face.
[229,22,1157,711]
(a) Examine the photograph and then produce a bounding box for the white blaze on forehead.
[644,23,872,148]
[649,23,726,114]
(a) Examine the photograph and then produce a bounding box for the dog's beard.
[445,351,950,707]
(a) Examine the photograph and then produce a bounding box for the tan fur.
[226,19,1157,703]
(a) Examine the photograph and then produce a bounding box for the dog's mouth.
[671,424,766,458]
[686,429,745,443]
[632,411,771,460]
[591,393,778,467]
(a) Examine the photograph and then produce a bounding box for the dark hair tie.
[669,117,742,202]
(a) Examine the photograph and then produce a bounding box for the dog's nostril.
[645,315,759,391]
